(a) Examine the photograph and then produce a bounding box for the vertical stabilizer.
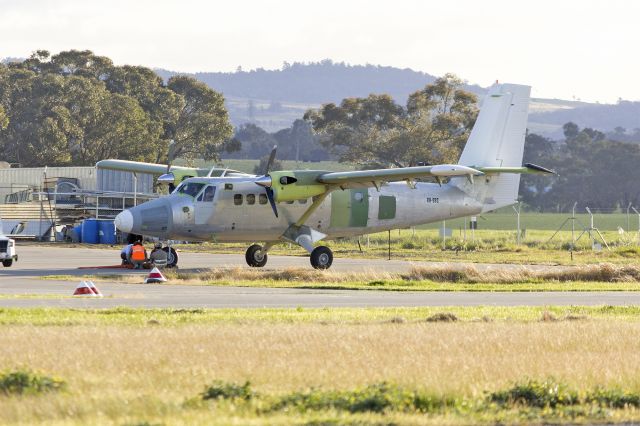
[456,83,531,211]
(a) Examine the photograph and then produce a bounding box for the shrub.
[0,369,65,395]
[201,380,253,401]
[489,378,578,408]
[587,387,640,408]
[426,312,458,323]
[271,382,454,414]
[401,241,419,250]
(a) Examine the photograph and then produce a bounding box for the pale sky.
[1,0,638,103]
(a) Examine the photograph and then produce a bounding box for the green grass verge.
[0,294,73,299]
[1,305,640,326]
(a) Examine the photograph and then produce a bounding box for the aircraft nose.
[114,210,133,233]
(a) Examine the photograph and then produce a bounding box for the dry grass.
[157,262,640,284]
[3,321,640,424]
[403,262,640,283]
[164,266,398,284]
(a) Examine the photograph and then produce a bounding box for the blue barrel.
[71,225,82,243]
[98,220,116,245]
[81,219,99,244]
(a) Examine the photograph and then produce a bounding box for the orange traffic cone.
[144,267,167,284]
[86,281,103,297]
[73,281,96,296]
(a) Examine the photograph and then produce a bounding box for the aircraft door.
[194,185,216,225]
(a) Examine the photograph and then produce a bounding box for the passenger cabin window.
[298,198,308,204]
[285,200,294,204]
[176,182,205,198]
[197,185,216,202]
[259,194,268,204]
[234,194,243,205]
[246,194,256,205]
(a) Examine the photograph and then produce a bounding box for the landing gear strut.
[245,244,268,267]
[310,246,333,270]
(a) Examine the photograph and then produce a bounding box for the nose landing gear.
[162,246,179,268]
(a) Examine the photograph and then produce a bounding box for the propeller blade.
[265,187,278,218]
[263,145,277,175]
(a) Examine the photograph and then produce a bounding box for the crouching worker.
[149,242,168,269]
[120,243,133,265]
[129,240,147,269]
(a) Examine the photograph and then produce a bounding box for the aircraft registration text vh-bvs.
[108,83,553,269]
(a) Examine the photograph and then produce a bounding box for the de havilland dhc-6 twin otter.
[103,83,553,270]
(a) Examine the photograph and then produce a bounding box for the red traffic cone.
[86,281,103,297]
[73,281,96,296]
[144,267,167,284]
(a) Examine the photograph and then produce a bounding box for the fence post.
[633,207,640,245]
[512,203,521,245]
[442,220,446,249]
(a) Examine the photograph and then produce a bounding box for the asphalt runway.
[1,245,639,308]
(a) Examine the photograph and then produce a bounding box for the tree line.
[2,51,639,211]
[0,50,235,167]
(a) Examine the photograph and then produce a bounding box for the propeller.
[255,145,279,217]
[157,140,177,192]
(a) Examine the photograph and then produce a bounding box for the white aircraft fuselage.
[116,176,483,243]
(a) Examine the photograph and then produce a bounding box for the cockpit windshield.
[175,182,205,198]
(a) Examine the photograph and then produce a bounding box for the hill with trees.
[157,61,640,138]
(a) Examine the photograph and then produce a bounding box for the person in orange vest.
[129,240,147,269]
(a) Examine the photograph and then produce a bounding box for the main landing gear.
[244,243,334,270]
[310,246,333,270]
[245,244,268,267]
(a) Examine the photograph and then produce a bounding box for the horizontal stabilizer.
[475,163,555,175]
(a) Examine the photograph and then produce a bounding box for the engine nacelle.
[267,170,328,202]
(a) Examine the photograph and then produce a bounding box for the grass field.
[2,307,640,425]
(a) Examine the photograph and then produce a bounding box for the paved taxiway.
[0,245,638,308]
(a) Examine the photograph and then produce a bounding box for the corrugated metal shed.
[0,167,96,188]
[0,166,156,203]
[0,167,96,203]
[96,169,154,194]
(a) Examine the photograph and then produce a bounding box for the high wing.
[315,162,554,189]
[317,164,482,188]
[96,159,197,175]
[96,159,250,185]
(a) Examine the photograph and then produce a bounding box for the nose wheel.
[245,244,268,267]
[310,246,333,270]
[162,246,178,268]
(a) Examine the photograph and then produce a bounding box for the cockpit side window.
[176,182,205,198]
[200,186,216,202]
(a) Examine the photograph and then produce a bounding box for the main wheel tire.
[310,246,333,270]
[162,247,178,268]
[2,259,12,267]
[245,244,268,267]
